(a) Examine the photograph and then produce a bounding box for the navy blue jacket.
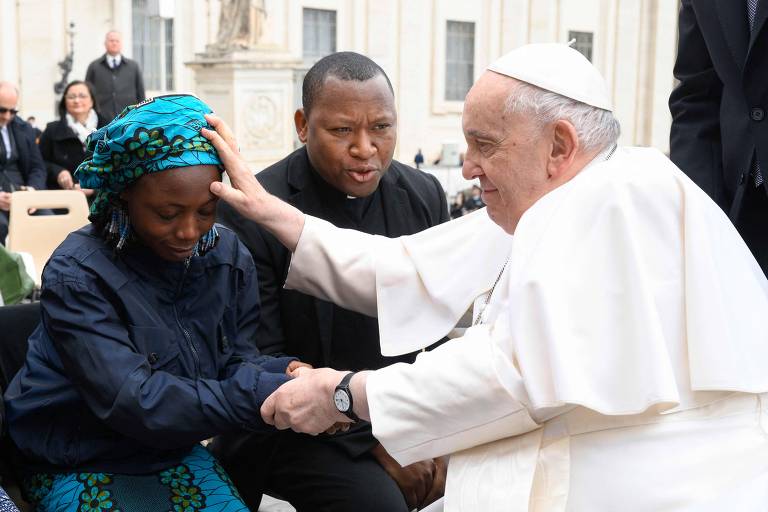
[3,117,46,190]
[4,224,292,474]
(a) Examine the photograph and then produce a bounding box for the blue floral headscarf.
[76,94,222,221]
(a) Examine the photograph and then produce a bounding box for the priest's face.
[295,75,397,197]
[462,73,554,234]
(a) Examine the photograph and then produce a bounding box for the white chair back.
[6,190,90,286]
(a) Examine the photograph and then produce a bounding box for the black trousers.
[735,183,768,277]
[209,430,409,512]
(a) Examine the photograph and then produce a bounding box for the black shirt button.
[750,107,765,121]
[740,172,747,184]
[148,352,159,364]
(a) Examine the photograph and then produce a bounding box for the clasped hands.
[275,364,353,435]
[275,364,446,509]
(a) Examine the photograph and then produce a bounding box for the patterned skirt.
[21,445,248,512]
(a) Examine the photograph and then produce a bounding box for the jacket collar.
[47,119,80,142]
[715,0,768,67]
[47,114,107,142]
[285,145,411,233]
[715,0,750,68]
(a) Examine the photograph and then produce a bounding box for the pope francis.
[203,44,768,511]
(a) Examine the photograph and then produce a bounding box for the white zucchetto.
[487,43,613,111]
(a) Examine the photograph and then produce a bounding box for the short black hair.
[302,51,394,116]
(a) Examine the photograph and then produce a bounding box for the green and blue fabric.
[22,445,247,512]
[75,94,223,221]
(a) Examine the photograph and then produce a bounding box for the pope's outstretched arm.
[202,115,306,252]
[203,116,542,466]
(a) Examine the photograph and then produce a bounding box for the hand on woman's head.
[201,114,271,221]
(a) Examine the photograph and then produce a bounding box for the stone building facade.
[0,0,680,171]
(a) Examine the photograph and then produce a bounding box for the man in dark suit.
[85,31,145,121]
[213,52,449,512]
[670,0,768,276]
[0,82,46,245]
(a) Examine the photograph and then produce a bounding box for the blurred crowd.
[0,30,144,246]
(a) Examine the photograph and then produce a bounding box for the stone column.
[188,51,301,171]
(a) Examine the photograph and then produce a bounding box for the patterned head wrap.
[76,94,222,221]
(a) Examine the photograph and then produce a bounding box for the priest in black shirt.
[213,52,450,511]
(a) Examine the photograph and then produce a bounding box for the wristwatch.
[333,372,359,422]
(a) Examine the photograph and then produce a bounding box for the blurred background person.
[85,30,145,121]
[25,116,41,143]
[39,81,106,196]
[463,184,484,212]
[414,148,424,169]
[450,191,466,219]
[0,81,46,246]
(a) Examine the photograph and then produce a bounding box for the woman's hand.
[57,170,74,189]
[286,360,313,377]
[201,114,306,252]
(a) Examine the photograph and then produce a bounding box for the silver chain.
[473,257,510,326]
[472,144,617,327]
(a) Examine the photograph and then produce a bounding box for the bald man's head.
[105,31,122,56]
[0,82,19,128]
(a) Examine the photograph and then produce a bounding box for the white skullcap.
[487,43,613,111]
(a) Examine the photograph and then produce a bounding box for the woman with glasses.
[39,80,107,195]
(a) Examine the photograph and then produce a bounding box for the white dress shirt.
[0,125,11,159]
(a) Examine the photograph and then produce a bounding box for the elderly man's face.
[296,75,397,197]
[105,32,122,56]
[0,87,18,128]
[462,72,553,233]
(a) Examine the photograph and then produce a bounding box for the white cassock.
[285,146,768,511]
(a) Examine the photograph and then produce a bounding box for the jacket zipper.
[174,258,201,378]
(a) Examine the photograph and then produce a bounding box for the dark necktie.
[748,0,764,186]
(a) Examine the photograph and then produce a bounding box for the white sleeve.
[284,215,380,317]
[285,211,515,355]
[366,319,568,466]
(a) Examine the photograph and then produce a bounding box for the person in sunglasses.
[0,82,46,245]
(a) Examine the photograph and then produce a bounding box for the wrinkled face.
[461,72,552,233]
[122,165,220,262]
[297,75,397,197]
[64,83,94,118]
[105,32,122,56]
[0,87,18,128]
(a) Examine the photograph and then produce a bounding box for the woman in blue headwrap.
[3,95,301,511]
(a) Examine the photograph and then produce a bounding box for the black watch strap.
[334,372,360,422]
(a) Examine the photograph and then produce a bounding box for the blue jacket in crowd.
[4,224,293,474]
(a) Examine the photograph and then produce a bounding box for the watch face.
[334,389,351,412]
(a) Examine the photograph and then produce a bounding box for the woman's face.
[122,165,221,262]
[64,83,94,118]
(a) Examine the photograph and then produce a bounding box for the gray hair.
[504,80,620,153]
